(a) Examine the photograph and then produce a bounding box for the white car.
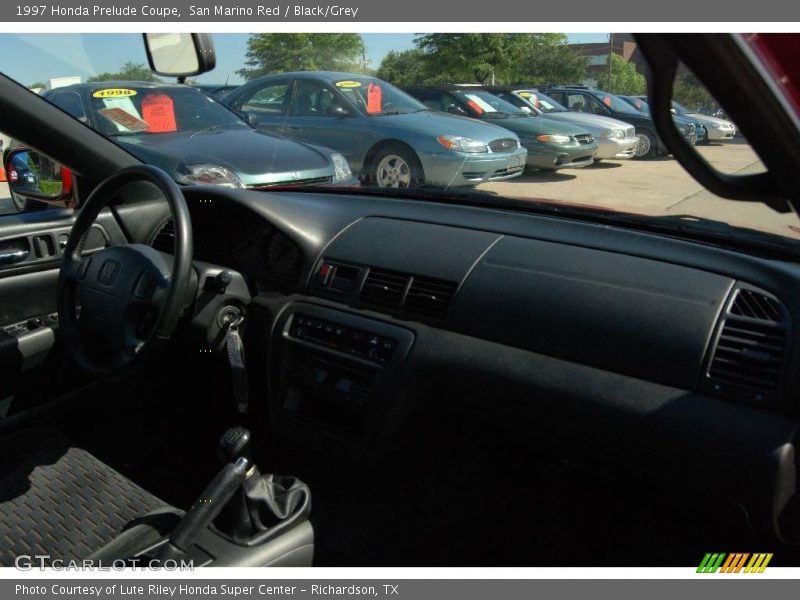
[672,100,737,141]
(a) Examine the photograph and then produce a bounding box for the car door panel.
[234,79,292,137]
[0,208,124,401]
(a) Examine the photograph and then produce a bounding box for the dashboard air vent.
[151,219,175,253]
[359,268,409,308]
[706,287,788,403]
[405,276,457,320]
[730,288,783,321]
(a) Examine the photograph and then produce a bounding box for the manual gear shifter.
[213,427,311,545]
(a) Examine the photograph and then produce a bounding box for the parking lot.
[2,141,798,240]
[479,139,800,239]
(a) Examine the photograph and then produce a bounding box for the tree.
[376,49,427,86]
[673,66,718,113]
[414,33,535,84]
[238,34,366,80]
[28,81,46,89]
[516,41,588,86]
[88,62,161,83]
[608,53,646,95]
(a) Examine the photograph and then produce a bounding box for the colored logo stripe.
[697,553,773,573]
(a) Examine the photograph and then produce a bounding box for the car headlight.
[536,134,571,144]
[330,153,352,183]
[177,164,244,188]
[436,135,489,153]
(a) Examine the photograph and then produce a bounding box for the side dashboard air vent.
[706,287,789,403]
[151,219,175,253]
[359,268,409,308]
[405,276,458,320]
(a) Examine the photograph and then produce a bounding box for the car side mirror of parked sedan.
[327,104,352,117]
[447,106,467,116]
[4,148,74,210]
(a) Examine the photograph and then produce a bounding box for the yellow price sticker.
[335,80,362,88]
[92,88,137,98]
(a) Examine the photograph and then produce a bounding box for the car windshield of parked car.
[85,86,246,136]
[333,77,427,115]
[519,91,568,113]
[671,100,689,116]
[452,90,527,116]
[599,92,645,114]
[1,32,799,252]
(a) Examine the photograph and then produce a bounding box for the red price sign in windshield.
[142,94,177,133]
[367,83,383,114]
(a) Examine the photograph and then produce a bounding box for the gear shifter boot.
[213,428,311,545]
[215,470,311,545]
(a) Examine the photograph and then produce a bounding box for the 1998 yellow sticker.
[335,80,362,88]
[92,88,137,98]
[518,91,534,98]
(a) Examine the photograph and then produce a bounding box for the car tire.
[11,190,45,213]
[633,129,658,159]
[368,144,424,189]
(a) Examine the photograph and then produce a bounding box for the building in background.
[567,34,647,88]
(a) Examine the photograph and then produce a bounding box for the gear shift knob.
[218,426,252,464]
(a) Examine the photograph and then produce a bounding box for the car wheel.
[11,190,44,213]
[634,129,657,159]
[370,145,423,188]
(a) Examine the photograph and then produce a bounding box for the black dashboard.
[119,184,800,546]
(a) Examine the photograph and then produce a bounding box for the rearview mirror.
[4,148,74,210]
[143,33,216,79]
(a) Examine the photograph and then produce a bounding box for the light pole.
[607,33,614,91]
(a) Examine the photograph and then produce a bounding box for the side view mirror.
[447,106,467,116]
[4,148,74,210]
[670,107,677,115]
[595,107,610,115]
[327,105,352,117]
[142,33,216,80]
[245,113,259,127]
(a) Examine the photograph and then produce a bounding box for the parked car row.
[10,74,741,212]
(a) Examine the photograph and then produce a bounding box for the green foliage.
[28,81,46,88]
[238,34,366,80]
[375,49,427,86]
[88,62,161,83]
[516,41,588,86]
[673,67,718,112]
[377,34,586,87]
[414,33,530,84]
[608,53,646,95]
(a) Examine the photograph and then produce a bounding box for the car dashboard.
[116,184,800,548]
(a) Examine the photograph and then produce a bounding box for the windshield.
[84,85,246,135]
[452,90,527,116]
[671,100,689,116]
[332,77,426,115]
[597,92,645,114]
[517,90,567,113]
[624,96,650,113]
[1,32,798,252]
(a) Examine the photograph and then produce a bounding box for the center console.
[271,303,415,457]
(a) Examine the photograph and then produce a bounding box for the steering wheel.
[57,165,193,379]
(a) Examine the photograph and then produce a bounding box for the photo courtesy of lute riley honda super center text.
[16,585,384,596]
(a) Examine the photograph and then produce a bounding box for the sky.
[0,33,611,87]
